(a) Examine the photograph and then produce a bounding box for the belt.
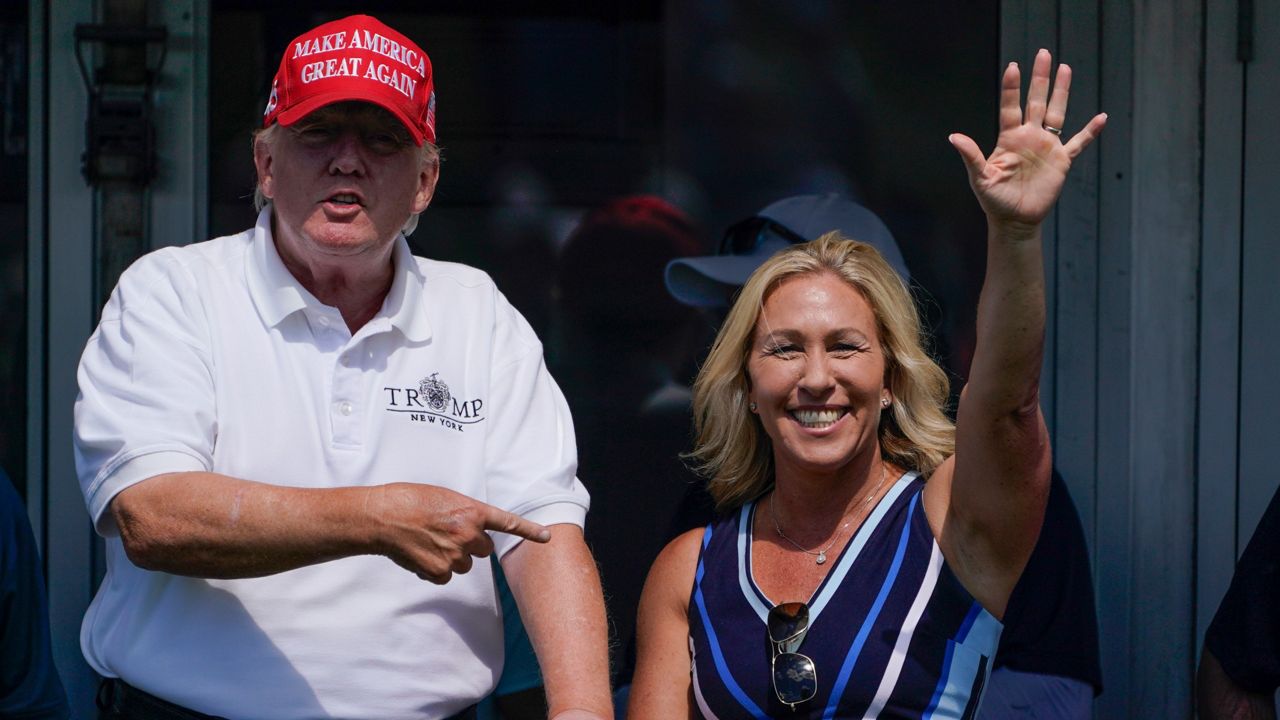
[97,679,479,720]
[97,679,225,720]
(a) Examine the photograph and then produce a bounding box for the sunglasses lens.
[772,652,817,706]
[721,217,766,255]
[763,219,808,246]
[720,217,807,256]
[767,601,810,645]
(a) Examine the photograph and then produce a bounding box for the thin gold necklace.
[769,463,890,565]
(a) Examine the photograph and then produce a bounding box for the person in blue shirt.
[0,466,71,719]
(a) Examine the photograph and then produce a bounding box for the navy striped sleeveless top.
[687,472,1002,719]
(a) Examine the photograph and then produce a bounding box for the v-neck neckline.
[738,471,919,623]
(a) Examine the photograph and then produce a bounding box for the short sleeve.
[74,252,216,537]
[482,294,588,558]
[1204,486,1280,693]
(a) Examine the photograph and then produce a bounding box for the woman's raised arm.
[928,49,1106,614]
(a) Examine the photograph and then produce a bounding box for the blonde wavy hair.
[689,231,955,512]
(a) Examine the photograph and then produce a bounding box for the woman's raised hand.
[949,48,1107,230]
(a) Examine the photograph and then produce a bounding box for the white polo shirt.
[74,208,589,719]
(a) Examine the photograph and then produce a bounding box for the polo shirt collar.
[382,234,432,342]
[246,207,432,342]
[248,207,309,327]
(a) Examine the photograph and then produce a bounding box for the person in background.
[552,196,707,672]
[0,467,70,720]
[664,192,1102,718]
[73,14,609,720]
[483,196,708,719]
[1198,486,1280,719]
[665,193,910,310]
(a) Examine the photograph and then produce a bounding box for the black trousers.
[97,679,478,720]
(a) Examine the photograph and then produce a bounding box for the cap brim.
[664,254,764,308]
[274,91,429,145]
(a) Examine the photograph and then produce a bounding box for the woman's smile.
[788,406,849,430]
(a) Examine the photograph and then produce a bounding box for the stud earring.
[881,397,891,408]
[749,402,758,412]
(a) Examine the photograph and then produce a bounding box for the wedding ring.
[1043,124,1063,136]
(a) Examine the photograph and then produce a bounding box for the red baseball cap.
[262,15,436,145]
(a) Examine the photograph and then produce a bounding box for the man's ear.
[413,159,440,214]
[253,135,275,200]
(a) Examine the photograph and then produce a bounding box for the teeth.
[330,194,358,204]
[792,409,843,428]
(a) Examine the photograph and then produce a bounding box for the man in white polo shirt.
[73,15,610,720]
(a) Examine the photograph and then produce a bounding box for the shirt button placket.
[331,342,363,447]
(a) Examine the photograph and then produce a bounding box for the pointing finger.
[483,506,552,543]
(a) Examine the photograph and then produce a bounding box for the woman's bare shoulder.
[647,527,705,588]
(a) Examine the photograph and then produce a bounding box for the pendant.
[816,552,827,565]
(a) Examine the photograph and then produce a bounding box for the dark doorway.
[1,3,28,497]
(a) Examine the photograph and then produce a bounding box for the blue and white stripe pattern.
[687,473,1002,719]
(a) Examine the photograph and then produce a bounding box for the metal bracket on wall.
[73,23,167,186]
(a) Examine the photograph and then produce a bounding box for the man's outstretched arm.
[112,472,549,581]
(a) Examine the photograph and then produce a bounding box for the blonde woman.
[629,49,1105,719]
